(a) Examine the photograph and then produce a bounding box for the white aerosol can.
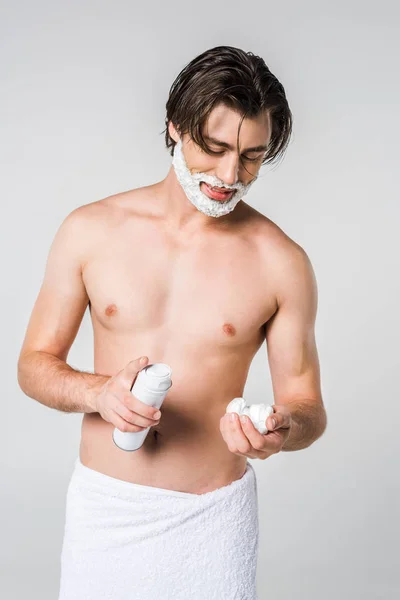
[112,363,172,452]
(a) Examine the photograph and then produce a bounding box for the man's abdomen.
[79,400,247,495]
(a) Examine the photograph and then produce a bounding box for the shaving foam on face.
[171,137,257,218]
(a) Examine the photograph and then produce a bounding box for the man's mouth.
[201,182,234,201]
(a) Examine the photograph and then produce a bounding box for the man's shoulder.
[243,205,315,297]
[243,204,306,260]
[66,186,148,227]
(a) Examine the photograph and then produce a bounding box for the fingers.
[104,357,164,432]
[220,413,254,457]
[117,356,149,390]
[107,385,160,429]
[116,407,160,430]
[123,391,161,420]
[239,414,270,451]
[220,412,280,459]
[111,410,150,433]
[266,405,292,431]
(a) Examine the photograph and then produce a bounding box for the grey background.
[2,1,399,599]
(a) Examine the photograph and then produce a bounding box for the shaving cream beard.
[171,137,257,218]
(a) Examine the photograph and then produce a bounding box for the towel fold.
[58,456,259,600]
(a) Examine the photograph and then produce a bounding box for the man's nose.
[217,154,240,186]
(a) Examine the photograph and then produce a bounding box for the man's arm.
[17,206,108,413]
[265,244,327,451]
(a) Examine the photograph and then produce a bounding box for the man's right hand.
[94,356,161,432]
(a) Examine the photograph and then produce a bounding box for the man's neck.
[153,168,245,234]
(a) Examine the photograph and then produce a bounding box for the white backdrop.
[2,1,399,598]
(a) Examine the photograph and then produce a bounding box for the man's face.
[169,103,271,217]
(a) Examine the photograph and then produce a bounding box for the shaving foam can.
[112,363,172,451]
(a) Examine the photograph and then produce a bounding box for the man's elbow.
[301,406,328,449]
[17,350,37,395]
[17,357,29,395]
[312,407,328,444]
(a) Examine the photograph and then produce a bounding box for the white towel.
[58,456,259,600]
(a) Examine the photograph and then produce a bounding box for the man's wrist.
[83,373,109,413]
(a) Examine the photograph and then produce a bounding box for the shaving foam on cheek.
[226,397,274,434]
[171,137,257,218]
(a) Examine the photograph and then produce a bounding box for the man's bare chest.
[82,226,277,349]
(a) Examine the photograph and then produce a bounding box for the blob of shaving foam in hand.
[225,398,274,434]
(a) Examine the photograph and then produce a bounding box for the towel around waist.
[61,456,258,554]
[71,455,257,502]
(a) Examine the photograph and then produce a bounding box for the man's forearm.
[17,351,109,414]
[280,399,327,451]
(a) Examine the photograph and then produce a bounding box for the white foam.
[226,397,274,434]
[171,137,257,218]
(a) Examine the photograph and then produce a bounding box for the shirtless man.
[17,46,327,599]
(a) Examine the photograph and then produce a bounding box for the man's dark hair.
[163,45,293,174]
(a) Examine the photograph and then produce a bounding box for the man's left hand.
[219,405,292,460]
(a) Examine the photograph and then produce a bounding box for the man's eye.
[242,155,261,162]
[212,149,261,162]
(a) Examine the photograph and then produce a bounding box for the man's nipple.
[105,303,118,316]
[222,322,236,336]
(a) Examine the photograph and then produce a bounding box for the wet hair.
[162,45,293,174]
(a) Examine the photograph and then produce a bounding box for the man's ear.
[168,120,180,143]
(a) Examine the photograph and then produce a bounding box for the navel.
[105,303,118,316]
[222,322,236,337]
